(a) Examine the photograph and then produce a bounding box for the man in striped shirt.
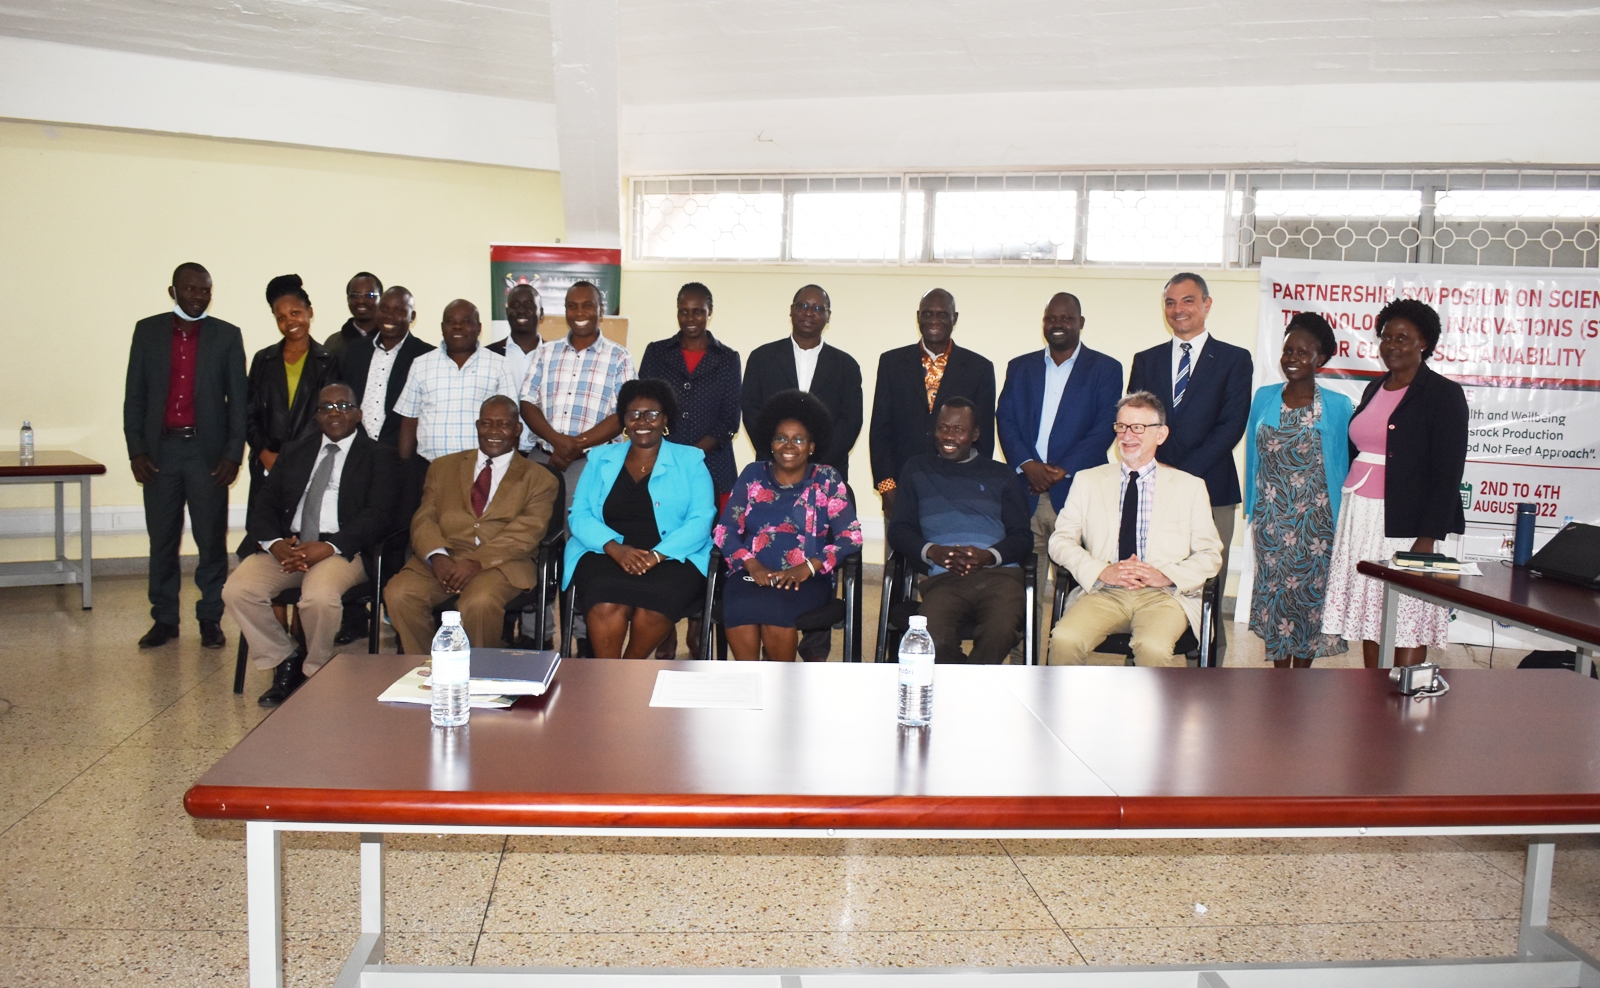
[519,281,636,510]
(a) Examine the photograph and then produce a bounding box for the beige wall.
[620,263,1261,560]
[0,121,563,559]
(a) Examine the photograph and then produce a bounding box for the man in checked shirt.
[519,281,636,512]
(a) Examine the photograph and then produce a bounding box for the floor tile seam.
[1444,833,1541,886]
[472,835,511,965]
[1059,918,1524,931]
[474,927,1075,936]
[0,744,123,843]
[996,838,1088,964]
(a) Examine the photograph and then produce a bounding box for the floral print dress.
[1249,392,1343,662]
[713,462,863,628]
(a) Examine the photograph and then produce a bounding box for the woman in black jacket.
[238,274,341,555]
[1321,299,1468,667]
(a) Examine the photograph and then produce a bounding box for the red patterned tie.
[471,463,493,517]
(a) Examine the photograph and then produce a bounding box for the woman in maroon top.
[1321,299,1469,668]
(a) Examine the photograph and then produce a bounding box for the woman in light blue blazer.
[564,379,716,658]
[1243,312,1353,668]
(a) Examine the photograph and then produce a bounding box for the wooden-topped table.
[188,658,1600,987]
[1358,559,1600,672]
[0,451,105,608]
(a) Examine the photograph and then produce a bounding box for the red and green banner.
[490,244,621,320]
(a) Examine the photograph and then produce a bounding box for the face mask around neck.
[174,304,207,322]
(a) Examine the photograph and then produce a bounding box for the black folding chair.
[874,548,1037,664]
[1048,564,1222,666]
[231,526,408,694]
[698,547,864,662]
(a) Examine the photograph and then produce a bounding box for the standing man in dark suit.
[740,284,863,660]
[323,272,383,365]
[997,292,1123,630]
[1125,272,1253,640]
[741,284,863,482]
[222,384,399,707]
[123,262,248,650]
[869,288,995,515]
[342,286,435,449]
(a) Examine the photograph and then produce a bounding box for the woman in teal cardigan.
[564,379,716,658]
[1243,312,1353,668]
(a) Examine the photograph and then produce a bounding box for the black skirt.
[574,552,704,622]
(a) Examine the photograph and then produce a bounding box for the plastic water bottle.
[897,615,935,727]
[19,421,33,464]
[430,611,471,728]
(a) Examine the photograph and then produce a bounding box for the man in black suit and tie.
[341,286,436,449]
[869,288,995,514]
[123,262,248,651]
[740,284,863,660]
[740,284,863,482]
[1125,272,1253,632]
[222,383,399,707]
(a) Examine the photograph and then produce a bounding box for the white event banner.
[1251,257,1600,648]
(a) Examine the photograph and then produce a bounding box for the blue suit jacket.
[996,344,1123,511]
[1126,336,1253,507]
[562,440,716,587]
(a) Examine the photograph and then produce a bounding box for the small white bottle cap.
[908,615,928,630]
[441,610,462,626]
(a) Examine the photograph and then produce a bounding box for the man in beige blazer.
[386,395,560,653]
[1047,391,1222,666]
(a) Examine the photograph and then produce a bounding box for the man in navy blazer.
[997,292,1122,627]
[1125,273,1253,621]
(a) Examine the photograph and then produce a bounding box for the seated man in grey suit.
[1048,392,1222,667]
[223,384,399,707]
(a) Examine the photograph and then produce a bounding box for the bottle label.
[431,648,470,686]
[898,652,934,687]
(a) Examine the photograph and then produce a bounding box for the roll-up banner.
[1247,257,1600,647]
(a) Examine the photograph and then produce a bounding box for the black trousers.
[143,435,231,624]
[918,567,1026,664]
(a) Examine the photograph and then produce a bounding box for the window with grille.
[630,170,1600,269]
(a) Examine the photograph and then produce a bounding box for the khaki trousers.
[222,550,367,672]
[385,556,522,655]
[1048,586,1191,667]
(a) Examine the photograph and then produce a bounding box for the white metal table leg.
[334,833,387,987]
[1378,582,1398,669]
[53,481,65,564]
[247,821,284,988]
[1578,648,1594,678]
[1520,840,1556,957]
[79,476,92,609]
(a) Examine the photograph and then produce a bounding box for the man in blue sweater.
[888,398,1033,664]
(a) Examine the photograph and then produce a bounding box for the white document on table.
[649,668,764,709]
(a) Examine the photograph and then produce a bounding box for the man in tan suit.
[385,395,559,653]
[1047,391,1222,666]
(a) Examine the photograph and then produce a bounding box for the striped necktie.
[1173,342,1193,408]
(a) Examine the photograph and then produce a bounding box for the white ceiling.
[1,0,1598,106]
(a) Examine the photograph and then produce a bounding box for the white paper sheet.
[649,668,764,709]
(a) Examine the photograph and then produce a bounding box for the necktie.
[299,443,340,544]
[1173,342,1192,408]
[1118,470,1140,561]
[471,462,493,517]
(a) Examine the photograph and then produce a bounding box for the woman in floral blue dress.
[714,390,863,661]
[1243,312,1352,667]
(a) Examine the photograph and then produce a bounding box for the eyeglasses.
[316,402,356,413]
[771,435,809,448]
[791,302,828,316]
[917,310,954,322]
[1112,422,1163,435]
[347,292,379,301]
[624,409,664,423]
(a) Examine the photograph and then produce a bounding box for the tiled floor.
[0,573,1595,986]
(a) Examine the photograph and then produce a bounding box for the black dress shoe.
[138,621,180,649]
[257,654,307,708]
[332,628,358,646]
[199,620,226,650]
